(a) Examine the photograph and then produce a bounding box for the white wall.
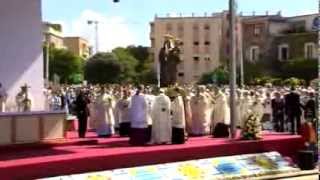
[0,0,44,111]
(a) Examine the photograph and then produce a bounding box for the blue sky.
[42,0,318,51]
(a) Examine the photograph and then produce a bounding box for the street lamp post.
[45,41,50,85]
[87,20,99,54]
[229,0,237,138]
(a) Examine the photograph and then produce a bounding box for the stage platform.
[0,132,304,180]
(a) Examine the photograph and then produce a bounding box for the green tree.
[112,47,138,82]
[198,66,229,85]
[127,45,150,72]
[84,53,122,84]
[279,58,317,84]
[49,48,84,84]
[243,61,265,84]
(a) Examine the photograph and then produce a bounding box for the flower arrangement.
[242,113,262,140]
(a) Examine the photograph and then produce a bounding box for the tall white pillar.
[0,0,44,111]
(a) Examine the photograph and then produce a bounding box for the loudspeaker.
[297,150,315,170]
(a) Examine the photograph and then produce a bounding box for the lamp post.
[229,0,237,138]
[87,20,99,54]
[45,41,50,85]
[317,0,320,151]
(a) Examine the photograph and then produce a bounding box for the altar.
[0,111,66,145]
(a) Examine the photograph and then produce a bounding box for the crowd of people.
[42,84,317,146]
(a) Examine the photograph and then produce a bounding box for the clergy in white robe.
[94,93,115,137]
[145,94,155,142]
[190,88,211,136]
[88,99,97,130]
[151,90,172,144]
[212,90,230,137]
[171,95,186,144]
[114,90,131,137]
[251,95,265,123]
[184,92,193,134]
[0,83,8,112]
[129,86,149,145]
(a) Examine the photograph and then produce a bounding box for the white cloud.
[60,10,137,52]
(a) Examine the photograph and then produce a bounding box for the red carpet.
[0,132,304,180]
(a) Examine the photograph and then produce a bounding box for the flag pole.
[229,0,237,139]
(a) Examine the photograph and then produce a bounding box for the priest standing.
[114,89,131,137]
[129,85,149,145]
[171,88,186,144]
[212,89,230,137]
[190,86,211,136]
[94,88,115,137]
[151,88,172,144]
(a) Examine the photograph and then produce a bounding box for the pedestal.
[0,111,66,145]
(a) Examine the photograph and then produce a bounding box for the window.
[305,42,316,59]
[249,46,260,61]
[193,24,199,30]
[193,41,199,46]
[166,23,172,32]
[278,44,289,61]
[150,38,155,48]
[204,57,211,61]
[178,72,184,77]
[193,56,200,61]
[178,23,184,38]
[204,24,210,30]
[204,41,210,46]
[254,25,261,36]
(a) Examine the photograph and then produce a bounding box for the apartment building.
[43,22,65,49]
[64,37,91,59]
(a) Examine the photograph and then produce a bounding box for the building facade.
[63,37,90,59]
[241,13,318,63]
[43,22,65,49]
[150,13,228,84]
[151,12,318,84]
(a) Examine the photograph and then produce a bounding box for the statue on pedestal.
[16,84,32,112]
[158,34,182,87]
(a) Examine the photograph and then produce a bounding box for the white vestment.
[114,98,131,124]
[184,95,192,133]
[94,94,115,135]
[129,94,148,128]
[145,94,155,126]
[190,94,211,135]
[251,98,264,122]
[151,93,172,144]
[88,102,97,129]
[172,96,186,129]
[213,92,230,126]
